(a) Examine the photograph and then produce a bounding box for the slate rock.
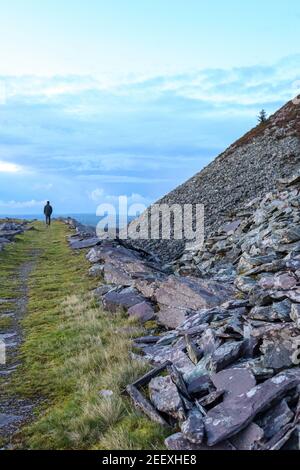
[234,276,256,293]
[180,407,205,444]
[102,287,146,313]
[229,423,264,450]
[249,300,292,322]
[69,237,100,249]
[204,369,300,446]
[165,432,236,451]
[127,301,156,323]
[255,399,294,440]
[208,341,245,373]
[211,368,256,404]
[154,275,235,328]
[260,328,300,370]
[88,264,104,278]
[0,413,21,428]
[290,303,300,327]
[149,375,184,419]
[187,374,213,398]
[273,273,297,290]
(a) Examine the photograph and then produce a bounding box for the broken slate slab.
[102,287,146,313]
[207,341,245,373]
[187,374,213,398]
[229,423,264,450]
[204,369,300,446]
[255,399,294,440]
[260,328,300,370]
[180,407,204,444]
[290,303,300,327]
[248,300,292,322]
[165,432,236,451]
[69,237,100,249]
[211,368,256,404]
[149,375,185,420]
[127,301,155,323]
[154,275,235,328]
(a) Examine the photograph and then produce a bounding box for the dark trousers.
[46,215,51,226]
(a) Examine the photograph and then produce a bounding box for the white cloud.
[0,160,22,173]
[0,199,45,209]
[87,188,151,207]
[87,187,105,202]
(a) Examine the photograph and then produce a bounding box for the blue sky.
[0,0,300,214]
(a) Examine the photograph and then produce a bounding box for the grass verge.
[1,221,168,449]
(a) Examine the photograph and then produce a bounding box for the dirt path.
[0,251,41,447]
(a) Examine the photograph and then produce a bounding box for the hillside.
[128,97,300,262]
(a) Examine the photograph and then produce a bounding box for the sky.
[0,0,300,215]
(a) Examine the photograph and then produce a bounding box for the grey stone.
[290,303,300,326]
[249,300,292,322]
[255,399,294,440]
[229,423,264,450]
[127,301,156,323]
[208,341,245,373]
[180,407,205,444]
[211,368,256,404]
[165,432,236,450]
[187,374,213,398]
[154,275,235,328]
[102,287,146,313]
[69,237,100,249]
[88,264,104,278]
[260,329,300,370]
[273,273,297,290]
[149,375,184,419]
[204,369,300,446]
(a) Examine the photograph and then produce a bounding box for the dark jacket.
[44,204,53,217]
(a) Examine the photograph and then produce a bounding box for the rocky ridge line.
[127,97,300,262]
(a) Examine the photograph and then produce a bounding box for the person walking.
[44,201,53,226]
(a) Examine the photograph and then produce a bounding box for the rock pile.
[127,97,300,262]
[129,173,300,450]
[0,220,32,252]
[67,226,234,328]
[65,172,300,450]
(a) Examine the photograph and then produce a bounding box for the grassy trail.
[0,221,167,450]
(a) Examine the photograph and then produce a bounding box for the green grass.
[0,316,14,329]
[0,221,168,450]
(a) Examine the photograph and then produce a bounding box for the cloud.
[0,160,22,173]
[87,187,105,202]
[0,199,45,209]
[87,187,151,207]
[0,54,299,213]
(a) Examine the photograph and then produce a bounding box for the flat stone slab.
[204,369,300,446]
[229,423,264,450]
[102,287,146,313]
[127,301,155,323]
[255,399,294,440]
[149,375,184,419]
[69,237,100,249]
[211,368,256,404]
[155,275,235,328]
